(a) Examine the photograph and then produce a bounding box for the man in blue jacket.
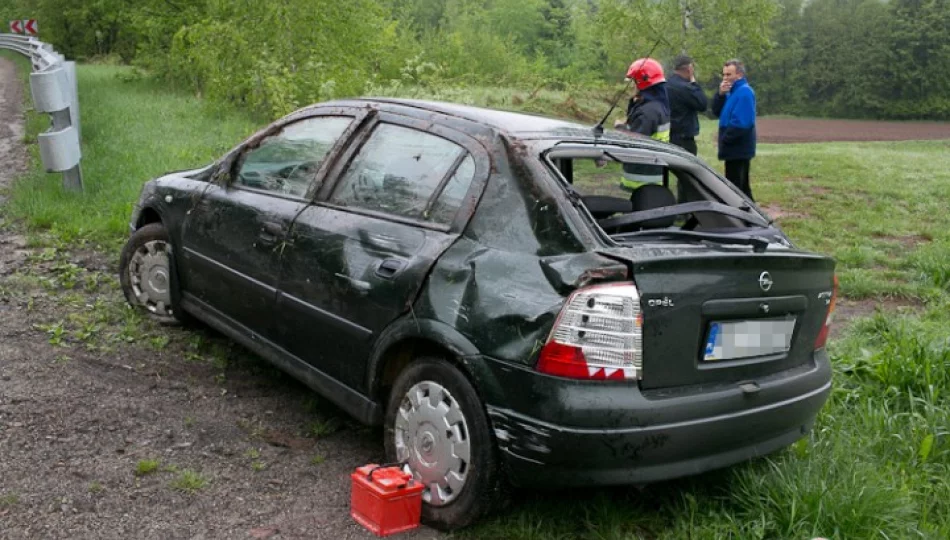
[711,59,756,200]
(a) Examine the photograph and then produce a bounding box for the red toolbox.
[350,464,424,537]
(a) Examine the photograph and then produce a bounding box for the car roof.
[318,97,665,148]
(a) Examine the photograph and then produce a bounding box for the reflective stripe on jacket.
[624,98,670,141]
[619,96,670,190]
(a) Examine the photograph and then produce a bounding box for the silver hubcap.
[128,240,173,317]
[394,381,471,506]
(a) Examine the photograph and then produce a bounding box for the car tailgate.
[601,244,836,390]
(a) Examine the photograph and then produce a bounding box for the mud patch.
[759,203,809,221]
[831,297,924,338]
[871,231,932,248]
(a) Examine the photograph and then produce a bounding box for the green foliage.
[596,0,780,82]
[6,0,950,119]
[3,0,782,118]
[756,0,950,119]
[159,0,401,118]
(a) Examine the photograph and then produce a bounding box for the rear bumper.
[479,350,832,487]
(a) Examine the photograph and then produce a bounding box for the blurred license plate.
[703,317,796,361]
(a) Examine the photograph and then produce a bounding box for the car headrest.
[630,184,676,228]
[582,195,633,220]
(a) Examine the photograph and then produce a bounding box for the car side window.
[428,155,475,224]
[236,116,352,197]
[330,124,470,222]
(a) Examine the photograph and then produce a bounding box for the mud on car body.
[120,99,836,530]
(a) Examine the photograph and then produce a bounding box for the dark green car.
[120,99,836,530]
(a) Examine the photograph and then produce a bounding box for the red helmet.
[626,57,665,90]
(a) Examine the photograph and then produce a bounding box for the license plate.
[703,317,796,362]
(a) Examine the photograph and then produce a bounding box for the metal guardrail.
[0,33,83,192]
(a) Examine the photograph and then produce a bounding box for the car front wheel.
[119,222,182,325]
[384,357,503,530]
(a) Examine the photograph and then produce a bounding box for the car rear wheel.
[119,223,183,325]
[384,357,502,530]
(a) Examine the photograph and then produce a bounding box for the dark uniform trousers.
[725,159,753,201]
[670,135,697,156]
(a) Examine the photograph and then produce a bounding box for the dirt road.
[0,56,442,540]
[756,117,950,143]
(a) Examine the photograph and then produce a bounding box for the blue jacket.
[711,77,756,161]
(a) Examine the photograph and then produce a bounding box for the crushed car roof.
[321,97,660,146]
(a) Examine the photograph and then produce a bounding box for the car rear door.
[274,113,489,390]
[179,112,362,339]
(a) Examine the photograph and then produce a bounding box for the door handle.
[375,258,405,279]
[258,221,285,246]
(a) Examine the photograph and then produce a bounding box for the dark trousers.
[670,135,697,156]
[670,136,697,202]
[725,159,753,201]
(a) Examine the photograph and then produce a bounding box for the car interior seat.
[582,195,633,220]
[625,183,677,231]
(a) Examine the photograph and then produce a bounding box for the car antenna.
[592,38,663,139]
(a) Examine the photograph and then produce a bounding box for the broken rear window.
[544,146,777,247]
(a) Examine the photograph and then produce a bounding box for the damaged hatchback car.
[120,99,836,530]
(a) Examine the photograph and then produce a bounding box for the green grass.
[3,58,950,537]
[1,52,257,246]
[134,459,160,476]
[744,136,950,301]
[169,469,208,493]
[306,417,342,438]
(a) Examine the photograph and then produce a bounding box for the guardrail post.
[1,33,84,192]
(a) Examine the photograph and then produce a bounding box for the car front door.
[275,114,488,390]
[179,113,360,339]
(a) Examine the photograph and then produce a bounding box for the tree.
[594,0,780,82]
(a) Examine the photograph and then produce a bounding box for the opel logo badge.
[758,271,773,292]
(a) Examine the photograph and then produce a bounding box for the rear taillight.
[536,283,643,380]
[814,275,838,350]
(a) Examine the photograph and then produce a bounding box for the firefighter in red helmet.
[614,57,671,142]
[614,57,671,188]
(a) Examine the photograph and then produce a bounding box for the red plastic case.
[350,464,424,537]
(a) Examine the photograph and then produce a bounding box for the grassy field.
[2,53,259,250]
[3,55,949,538]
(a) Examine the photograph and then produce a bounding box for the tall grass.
[2,55,257,247]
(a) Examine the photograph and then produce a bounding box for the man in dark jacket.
[667,54,707,155]
[711,58,756,200]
